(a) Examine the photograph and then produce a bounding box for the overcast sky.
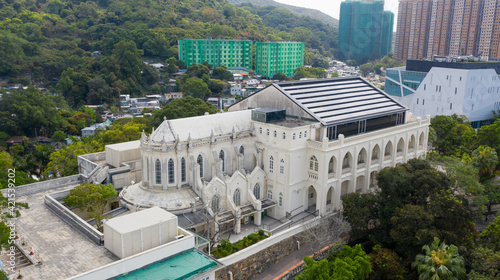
[274,0,400,29]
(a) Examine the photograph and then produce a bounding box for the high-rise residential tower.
[395,0,500,60]
[254,42,305,78]
[178,38,253,69]
[338,0,394,61]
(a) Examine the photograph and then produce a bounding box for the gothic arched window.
[233,189,241,206]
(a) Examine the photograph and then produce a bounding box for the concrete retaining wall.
[44,190,104,246]
[1,174,82,197]
[215,217,320,280]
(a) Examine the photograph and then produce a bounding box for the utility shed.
[103,207,178,259]
[105,140,141,168]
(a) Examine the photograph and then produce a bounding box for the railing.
[308,172,318,181]
[0,174,82,197]
[328,172,336,179]
[341,167,351,175]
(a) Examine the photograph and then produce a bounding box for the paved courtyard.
[2,185,118,280]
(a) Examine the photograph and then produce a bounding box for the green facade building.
[254,42,305,78]
[338,0,394,61]
[178,39,253,69]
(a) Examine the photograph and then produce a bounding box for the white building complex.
[385,59,500,128]
[113,77,429,238]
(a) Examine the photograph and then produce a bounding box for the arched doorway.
[397,138,404,156]
[307,186,317,213]
[356,175,365,193]
[341,180,350,198]
[369,171,378,190]
[326,186,335,212]
[384,141,393,161]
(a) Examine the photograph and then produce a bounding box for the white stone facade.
[119,78,430,236]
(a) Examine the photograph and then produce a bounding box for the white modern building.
[385,59,500,128]
[116,77,429,238]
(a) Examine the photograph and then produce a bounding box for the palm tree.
[412,237,465,280]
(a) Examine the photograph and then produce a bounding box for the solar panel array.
[276,78,406,125]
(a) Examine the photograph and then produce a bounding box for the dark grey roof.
[274,77,407,126]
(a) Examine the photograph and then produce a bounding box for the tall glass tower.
[338,0,394,62]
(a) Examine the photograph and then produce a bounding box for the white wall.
[69,228,195,280]
[399,68,500,122]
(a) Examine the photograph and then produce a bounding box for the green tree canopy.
[181,77,211,99]
[472,145,499,178]
[212,65,233,81]
[297,244,371,280]
[411,237,465,280]
[272,72,287,81]
[151,96,218,127]
[63,183,117,231]
[0,87,67,137]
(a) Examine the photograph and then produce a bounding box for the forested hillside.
[227,0,339,27]
[0,0,338,108]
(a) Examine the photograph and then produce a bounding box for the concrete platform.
[1,184,118,280]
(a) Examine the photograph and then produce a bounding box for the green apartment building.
[254,42,305,78]
[178,39,253,69]
[338,0,394,61]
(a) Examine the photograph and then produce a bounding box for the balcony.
[308,172,318,181]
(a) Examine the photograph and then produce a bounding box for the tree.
[359,63,372,77]
[412,237,465,280]
[430,115,476,156]
[302,215,351,256]
[369,245,407,280]
[297,244,371,280]
[479,215,500,251]
[111,40,143,84]
[0,87,66,136]
[44,141,102,177]
[151,96,218,127]
[185,63,210,80]
[142,65,159,86]
[181,77,211,99]
[472,145,499,178]
[341,192,378,240]
[389,204,436,259]
[467,246,500,280]
[272,72,287,81]
[207,79,228,95]
[63,183,117,231]
[0,152,13,171]
[213,65,233,81]
[52,131,66,142]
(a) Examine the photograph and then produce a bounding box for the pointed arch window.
[253,183,261,199]
[219,150,225,172]
[181,158,186,182]
[211,195,220,213]
[155,159,161,185]
[233,189,241,206]
[309,156,318,171]
[239,146,244,155]
[197,154,204,178]
[168,159,174,184]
